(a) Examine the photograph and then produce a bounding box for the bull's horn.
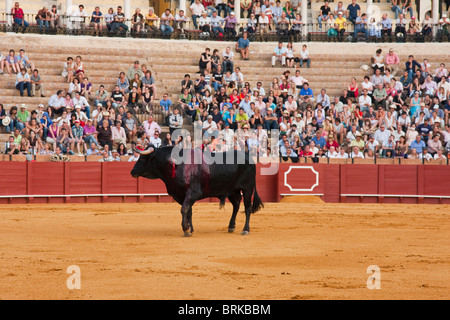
[134,147,154,155]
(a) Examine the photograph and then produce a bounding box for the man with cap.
[199,10,211,34]
[350,132,365,150]
[224,11,237,37]
[127,61,144,82]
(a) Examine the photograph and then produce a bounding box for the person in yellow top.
[145,8,159,33]
[335,11,347,41]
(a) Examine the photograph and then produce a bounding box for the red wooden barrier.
[0,162,449,204]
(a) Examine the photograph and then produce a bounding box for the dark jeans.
[111,22,128,32]
[16,82,31,96]
[264,120,278,131]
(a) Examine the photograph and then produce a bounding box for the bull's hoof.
[228,228,235,233]
[183,231,192,237]
[241,231,249,235]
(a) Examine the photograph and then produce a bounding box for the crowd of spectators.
[170,44,450,162]
[0,51,173,162]
[8,0,449,42]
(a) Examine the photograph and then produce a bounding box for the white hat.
[75,105,81,109]
[2,116,11,126]
[19,104,27,109]
[443,14,447,17]
[230,11,235,15]
[338,11,343,15]
[38,104,44,108]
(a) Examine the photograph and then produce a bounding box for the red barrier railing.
[0,162,449,204]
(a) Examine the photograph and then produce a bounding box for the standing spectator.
[346,0,361,26]
[317,1,331,29]
[191,0,205,29]
[30,69,45,97]
[236,31,250,60]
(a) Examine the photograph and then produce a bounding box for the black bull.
[130,146,264,236]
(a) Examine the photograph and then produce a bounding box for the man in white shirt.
[72,91,90,118]
[253,82,266,97]
[374,124,391,146]
[174,10,188,34]
[222,46,234,73]
[231,67,244,89]
[190,0,205,29]
[316,89,330,108]
[299,45,311,68]
[272,41,286,67]
[258,12,269,41]
[72,4,88,31]
[358,89,372,113]
[203,115,218,138]
[48,90,65,116]
[149,131,162,147]
[284,95,298,114]
[350,146,365,158]
[335,147,349,159]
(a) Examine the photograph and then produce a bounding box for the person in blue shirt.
[299,82,314,106]
[416,118,432,143]
[353,13,368,39]
[235,31,250,60]
[405,55,421,79]
[311,129,327,149]
[159,93,172,117]
[90,6,103,35]
[346,0,361,25]
[410,135,426,154]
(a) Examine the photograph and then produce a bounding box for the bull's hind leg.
[187,207,194,234]
[227,191,242,233]
[241,189,252,235]
[181,190,199,237]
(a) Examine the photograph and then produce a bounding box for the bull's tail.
[251,187,264,214]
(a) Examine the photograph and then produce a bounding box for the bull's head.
[130,146,156,179]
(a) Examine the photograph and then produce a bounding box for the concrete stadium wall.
[1,162,450,205]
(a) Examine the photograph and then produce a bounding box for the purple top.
[83,124,96,136]
[224,16,237,28]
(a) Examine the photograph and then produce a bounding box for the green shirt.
[235,113,249,123]
[17,110,29,123]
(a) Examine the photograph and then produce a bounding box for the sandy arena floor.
[0,199,448,300]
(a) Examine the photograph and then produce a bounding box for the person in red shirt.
[299,145,314,157]
[325,134,340,150]
[11,2,29,32]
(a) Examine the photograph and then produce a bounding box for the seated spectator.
[224,11,237,37]
[74,56,85,83]
[174,9,188,34]
[199,11,211,34]
[90,6,103,35]
[353,13,368,40]
[73,91,91,119]
[30,69,45,97]
[145,8,159,34]
[160,9,174,37]
[72,4,88,32]
[11,2,29,33]
[131,8,144,34]
[350,146,364,158]
[346,0,360,25]
[236,31,250,60]
[149,131,162,148]
[4,49,20,74]
[62,57,75,83]
[111,6,128,34]
[17,49,35,72]
[16,68,31,97]
[272,42,286,67]
[104,7,115,31]
[395,13,407,37]
[36,6,51,33]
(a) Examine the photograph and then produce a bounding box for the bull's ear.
[134,147,154,155]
